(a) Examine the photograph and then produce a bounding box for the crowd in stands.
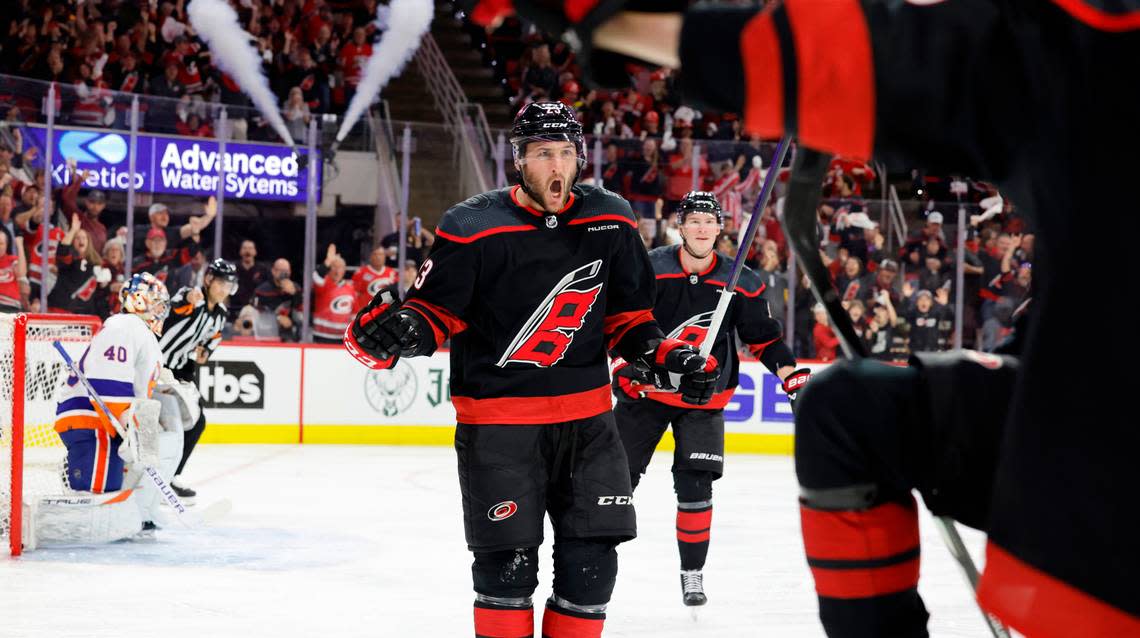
[474,19,1033,359]
[0,0,393,138]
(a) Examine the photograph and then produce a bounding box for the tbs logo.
[197,361,264,408]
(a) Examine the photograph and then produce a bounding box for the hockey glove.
[345,286,429,370]
[636,338,720,405]
[781,368,812,413]
[611,357,651,401]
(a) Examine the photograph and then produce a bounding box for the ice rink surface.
[2,445,998,637]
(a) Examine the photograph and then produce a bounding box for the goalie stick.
[51,341,230,529]
[780,148,1010,638]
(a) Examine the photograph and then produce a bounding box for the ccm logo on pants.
[597,496,633,506]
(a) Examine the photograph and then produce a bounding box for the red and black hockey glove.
[781,367,811,413]
[636,338,720,405]
[344,286,428,370]
[610,357,651,401]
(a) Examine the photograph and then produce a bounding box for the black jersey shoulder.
[648,244,684,276]
[569,183,637,228]
[435,188,534,243]
[733,262,768,299]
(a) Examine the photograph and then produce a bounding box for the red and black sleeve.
[401,230,473,352]
[605,217,664,362]
[680,0,1030,175]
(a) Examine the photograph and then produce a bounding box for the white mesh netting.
[1,314,100,554]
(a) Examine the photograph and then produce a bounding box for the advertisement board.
[198,343,821,453]
[20,125,319,203]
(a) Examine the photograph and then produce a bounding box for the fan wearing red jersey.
[311,244,355,344]
[351,247,399,313]
[346,102,720,638]
[612,191,809,608]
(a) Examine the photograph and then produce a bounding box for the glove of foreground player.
[636,338,720,405]
[611,357,652,401]
[781,367,811,412]
[344,286,429,370]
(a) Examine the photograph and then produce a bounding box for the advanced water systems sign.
[21,126,319,203]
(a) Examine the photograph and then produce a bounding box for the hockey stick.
[780,149,1010,638]
[698,136,792,359]
[51,341,227,528]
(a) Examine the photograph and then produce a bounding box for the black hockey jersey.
[404,183,662,425]
[644,245,794,409]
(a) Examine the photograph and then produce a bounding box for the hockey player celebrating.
[345,101,720,638]
[48,272,181,543]
[612,191,809,607]
[452,1,1140,636]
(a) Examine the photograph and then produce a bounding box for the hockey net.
[0,313,101,556]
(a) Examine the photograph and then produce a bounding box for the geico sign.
[197,361,264,409]
[724,371,793,424]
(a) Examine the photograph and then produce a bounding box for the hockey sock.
[541,597,604,638]
[176,412,205,476]
[676,501,712,571]
[800,495,929,638]
[474,597,534,638]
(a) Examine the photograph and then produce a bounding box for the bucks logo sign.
[364,360,418,417]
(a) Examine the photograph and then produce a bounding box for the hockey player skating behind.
[612,192,810,608]
[345,101,719,638]
[41,272,183,545]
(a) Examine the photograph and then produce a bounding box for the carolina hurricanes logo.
[667,311,716,348]
[488,501,518,522]
[497,260,603,368]
[73,275,98,302]
[367,273,396,296]
[331,294,354,314]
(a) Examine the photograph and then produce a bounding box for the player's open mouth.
[549,179,563,199]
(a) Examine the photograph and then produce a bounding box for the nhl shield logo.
[689,274,699,285]
[546,215,558,229]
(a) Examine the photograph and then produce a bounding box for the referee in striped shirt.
[159,258,238,499]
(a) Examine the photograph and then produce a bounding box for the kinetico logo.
[59,131,128,164]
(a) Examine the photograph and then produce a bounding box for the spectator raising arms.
[311,244,354,344]
[0,230,28,312]
[48,214,109,316]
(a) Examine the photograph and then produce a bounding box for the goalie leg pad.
[28,491,142,548]
[132,429,184,522]
[58,429,126,493]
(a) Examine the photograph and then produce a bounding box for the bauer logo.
[197,361,264,409]
[364,360,418,417]
[488,501,518,522]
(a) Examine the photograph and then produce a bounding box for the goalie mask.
[120,272,170,335]
[511,101,586,208]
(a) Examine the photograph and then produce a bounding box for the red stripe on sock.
[811,557,920,599]
[541,607,603,638]
[676,507,712,533]
[800,496,919,561]
[474,605,533,638]
[677,529,711,543]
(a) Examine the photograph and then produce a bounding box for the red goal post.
[1,313,102,556]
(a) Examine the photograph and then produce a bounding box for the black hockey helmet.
[510,101,586,170]
[676,191,724,227]
[207,258,238,282]
[206,258,239,295]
